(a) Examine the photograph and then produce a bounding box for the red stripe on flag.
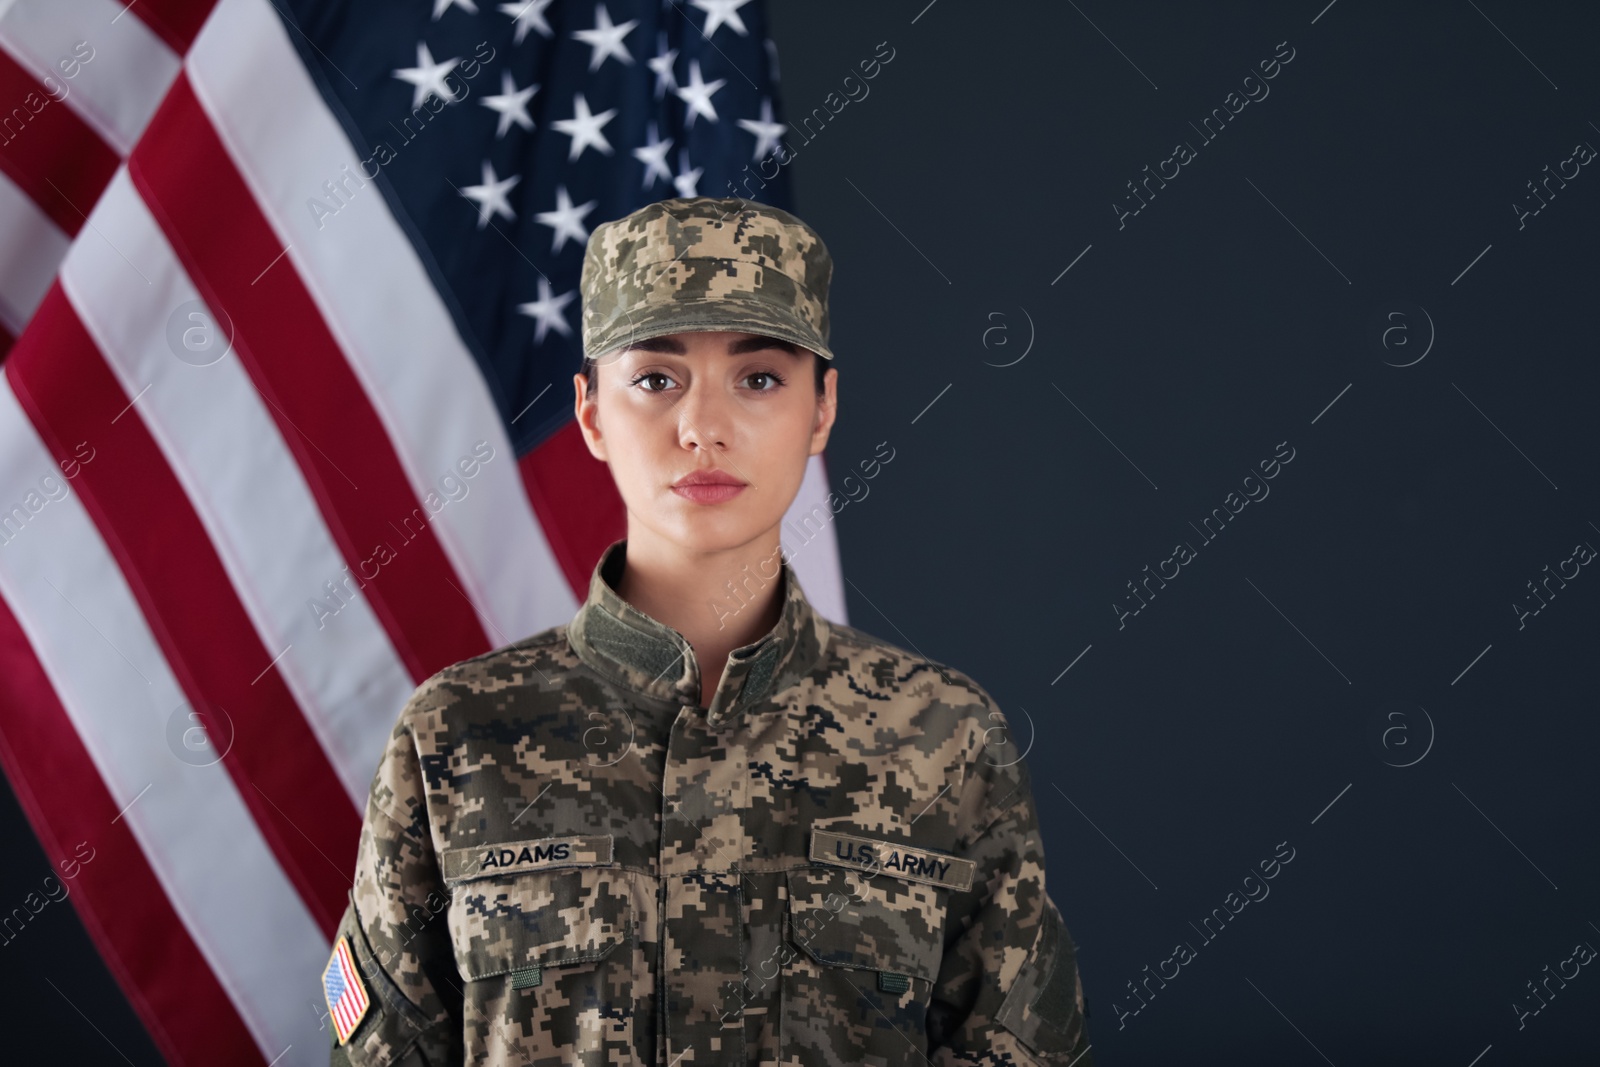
[126,0,221,55]
[342,939,368,1011]
[7,283,356,936]
[518,420,626,595]
[0,587,266,1067]
[130,72,492,682]
[0,48,120,238]
[0,320,13,362]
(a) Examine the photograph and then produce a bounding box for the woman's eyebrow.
[622,335,798,356]
[625,336,688,354]
[726,335,798,355]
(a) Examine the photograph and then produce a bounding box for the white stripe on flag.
[186,0,578,645]
[58,164,415,804]
[0,170,67,336]
[0,372,330,1065]
[0,0,179,155]
[782,454,850,625]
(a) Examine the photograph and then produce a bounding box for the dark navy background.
[3,1,1597,1063]
[761,2,1598,1064]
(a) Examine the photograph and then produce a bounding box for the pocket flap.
[785,866,945,983]
[449,866,632,982]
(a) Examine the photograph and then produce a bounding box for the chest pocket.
[781,865,947,1062]
[448,864,632,980]
[442,851,639,1064]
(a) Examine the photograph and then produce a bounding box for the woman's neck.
[614,532,786,707]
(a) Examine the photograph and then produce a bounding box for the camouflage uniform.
[325,538,1092,1065]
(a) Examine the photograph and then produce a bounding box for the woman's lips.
[671,482,747,504]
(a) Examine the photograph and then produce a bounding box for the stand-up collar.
[566,538,829,729]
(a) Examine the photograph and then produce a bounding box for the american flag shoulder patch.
[322,934,371,1046]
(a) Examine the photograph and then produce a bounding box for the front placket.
[564,539,819,1065]
[658,646,771,1065]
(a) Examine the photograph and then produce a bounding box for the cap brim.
[583,261,834,362]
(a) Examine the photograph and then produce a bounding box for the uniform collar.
[566,538,829,729]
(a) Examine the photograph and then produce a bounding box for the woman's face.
[573,330,837,554]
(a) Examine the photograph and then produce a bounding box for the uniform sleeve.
[326,702,463,1066]
[926,697,1092,1066]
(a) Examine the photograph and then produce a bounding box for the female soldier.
[323,196,1092,1066]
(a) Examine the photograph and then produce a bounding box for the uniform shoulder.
[824,621,1000,714]
[822,623,1023,792]
[395,624,575,725]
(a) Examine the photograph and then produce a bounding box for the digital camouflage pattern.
[329,538,1091,1066]
[579,196,836,363]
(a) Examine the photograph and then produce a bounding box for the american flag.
[0,1,846,1063]
[320,934,369,1046]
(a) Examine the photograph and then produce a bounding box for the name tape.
[441,834,614,883]
[809,829,976,892]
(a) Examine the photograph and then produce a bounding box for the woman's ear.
[573,372,607,461]
[810,364,838,455]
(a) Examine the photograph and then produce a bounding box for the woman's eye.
[631,372,674,392]
[745,372,786,391]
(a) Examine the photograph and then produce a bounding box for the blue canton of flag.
[279,0,794,456]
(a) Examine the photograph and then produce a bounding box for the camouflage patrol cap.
[579,196,835,363]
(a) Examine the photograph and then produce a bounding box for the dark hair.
[581,344,829,399]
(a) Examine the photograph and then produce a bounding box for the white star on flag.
[632,122,674,188]
[673,150,703,197]
[481,70,538,138]
[535,185,599,253]
[675,59,725,128]
[738,97,785,162]
[499,0,555,44]
[648,32,678,99]
[572,4,638,71]
[460,160,521,229]
[518,277,578,344]
[392,42,462,110]
[552,92,617,159]
[432,0,478,18]
[692,0,753,38]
